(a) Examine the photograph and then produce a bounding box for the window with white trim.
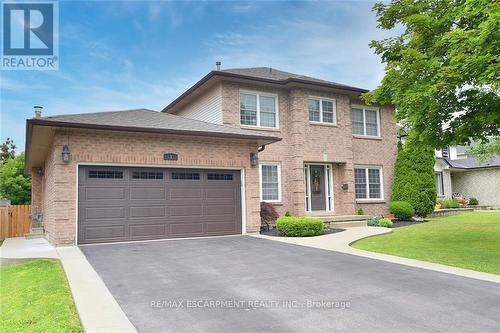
[352,106,380,137]
[240,92,278,128]
[435,172,444,196]
[309,97,336,124]
[260,162,281,201]
[354,166,382,199]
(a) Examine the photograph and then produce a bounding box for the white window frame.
[308,96,337,125]
[435,171,444,196]
[351,104,381,138]
[304,163,334,212]
[239,90,279,129]
[259,162,282,202]
[354,165,384,201]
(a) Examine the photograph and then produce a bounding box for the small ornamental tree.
[391,136,436,217]
[0,153,31,204]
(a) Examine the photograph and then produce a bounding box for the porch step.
[328,220,367,228]
[24,227,46,239]
[308,214,373,223]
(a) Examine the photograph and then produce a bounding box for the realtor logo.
[1,0,58,70]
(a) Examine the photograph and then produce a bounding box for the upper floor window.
[309,97,336,124]
[240,91,278,128]
[352,105,380,137]
[442,146,449,158]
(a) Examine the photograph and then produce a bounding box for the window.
[354,166,383,200]
[132,171,163,180]
[88,170,123,179]
[207,173,233,181]
[351,106,380,137]
[435,172,444,196]
[309,97,336,124]
[240,92,278,128]
[442,146,449,158]
[260,163,281,201]
[172,172,200,180]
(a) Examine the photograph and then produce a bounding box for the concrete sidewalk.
[253,226,500,284]
[0,237,136,333]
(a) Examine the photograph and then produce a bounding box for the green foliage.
[364,0,500,148]
[467,137,500,162]
[367,216,382,226]
[0,153,31,204]
[391,138,437,217]
[443,198,460,209]
[276,216,324,237]
[356,208,365,215]
[389,201,415,220]
[468,197,479,205]
[0,138,16,164]
[378,218,393,228]
[284,211,292,217]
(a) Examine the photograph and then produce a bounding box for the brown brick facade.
[33,129,261,246]
[220,81,397,216]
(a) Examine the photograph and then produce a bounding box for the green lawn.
[0,260,83,333]
[352,212,500,274]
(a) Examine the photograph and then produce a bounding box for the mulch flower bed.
[260,227,345,237]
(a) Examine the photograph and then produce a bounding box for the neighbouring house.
[25,66,397,246]
[435,146,500,206]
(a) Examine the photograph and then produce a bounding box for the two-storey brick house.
[25,67,397,246]
[164,67,398,218]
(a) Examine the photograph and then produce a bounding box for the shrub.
[443,198,460,209]
[377,218,393,228]
[468,197,479,205]
[284,211,292,217]
[391,138,436,217]
[260,202,279,224]
[276,216,324,237]
[367,216,381,226]
[357,208,365,215]
[389,201,415,220]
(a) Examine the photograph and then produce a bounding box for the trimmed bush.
[378,218,393,228]
[357,208,365,215]
[443,198,460,208]
[260,202,279,224]
[468,197,479,205]
[367,216,381,226]
[391,137,436,217]
[276,216,324,237]
[389,201,415,220]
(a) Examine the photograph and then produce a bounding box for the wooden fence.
[0,205,32,240]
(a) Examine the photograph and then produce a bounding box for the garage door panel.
[84,206,126,220]
[129,223,166,238]
[84,187,127,200]
[129,206,166,218]
[169,205,203,217]
[78,166,241,244]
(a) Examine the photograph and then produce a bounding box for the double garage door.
[78,166,242,244]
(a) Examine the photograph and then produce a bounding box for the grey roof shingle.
[37,108,279,142]
[441,155,500,169]
[220,67,366,91]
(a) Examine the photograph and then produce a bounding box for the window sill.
[240,125,281,132]
[309,121,338,127]
[356,199,385,204]
[262,200,282,205]
[353,135,382,141]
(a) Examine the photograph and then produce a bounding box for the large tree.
[1,138,16,163]
[364,0,500,148]
[0,153,31,205]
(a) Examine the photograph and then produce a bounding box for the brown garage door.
[78,166,242,244]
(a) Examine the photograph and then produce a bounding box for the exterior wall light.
[342,183,349,191]
[62,145,71,163]
[250,152,258,167]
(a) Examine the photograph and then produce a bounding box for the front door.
[310,165,326,211]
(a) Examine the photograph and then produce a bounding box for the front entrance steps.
[306,214,373,228]
[24,227,46,240]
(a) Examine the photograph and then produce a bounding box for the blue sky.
[1,0,395,150]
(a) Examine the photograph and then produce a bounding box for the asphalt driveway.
[80,236,500,333]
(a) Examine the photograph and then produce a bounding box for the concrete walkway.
[0,237,136,333]
[253,226,500,284]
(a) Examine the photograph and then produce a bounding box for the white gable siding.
[176,83,223,124]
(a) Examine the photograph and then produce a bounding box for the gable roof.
[26,108,280,145]
[163,67,368,112]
